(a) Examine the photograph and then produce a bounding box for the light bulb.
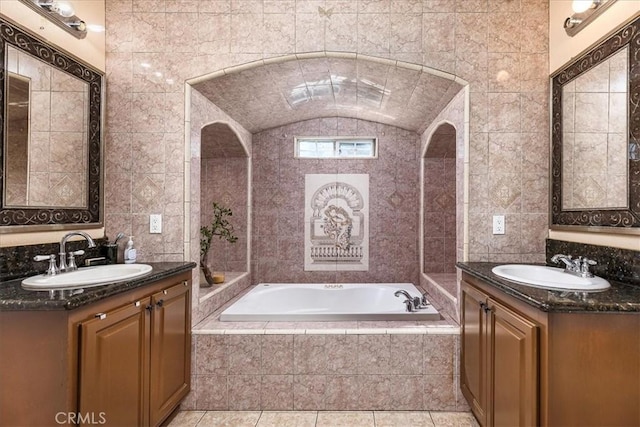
[52,1,75,17]
[572,0,595,13]
[86,24,105,33]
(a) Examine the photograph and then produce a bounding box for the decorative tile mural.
[304,174,369,271]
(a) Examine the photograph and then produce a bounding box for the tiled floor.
[165,410,479,427]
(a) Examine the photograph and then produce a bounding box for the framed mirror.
[550,15,639,233]
[0,16,103,232]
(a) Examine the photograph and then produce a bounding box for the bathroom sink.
[491,264,610,291]
[22,264,153,290]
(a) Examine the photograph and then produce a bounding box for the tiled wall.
[200,122,249,274]
[251,117,420,285]
[104,0,550,268]
[188,89,252,315]
[423,124,457,275]
[419,89,466,321]
[200,156,248,272]
[188,332,464,411]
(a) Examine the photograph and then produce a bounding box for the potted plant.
[200,202,238,287]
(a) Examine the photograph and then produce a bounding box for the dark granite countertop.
[0,261,196,311]
[457,262,640,313]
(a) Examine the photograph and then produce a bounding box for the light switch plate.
[493,215,505,235]
[150,214,162,234]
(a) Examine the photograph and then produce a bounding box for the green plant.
[200,202,238,266]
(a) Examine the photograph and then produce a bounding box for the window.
[295,137,377,159]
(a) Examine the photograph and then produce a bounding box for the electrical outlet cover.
[492,215,505,235]
[150,214,162,234]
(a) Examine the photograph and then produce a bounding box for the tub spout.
[394,289,418,312]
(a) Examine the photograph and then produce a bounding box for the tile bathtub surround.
[187,292,462,412]
[193,273,252,325]
[546,239,640,286]
[104,0,551,284]
[188,331,464,412]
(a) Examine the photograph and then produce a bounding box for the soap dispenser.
[124,236,137,264]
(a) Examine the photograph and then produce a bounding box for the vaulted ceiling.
[192,53,465,135]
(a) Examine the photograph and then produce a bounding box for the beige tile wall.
[189,331,465,412]
[104,0,550,269]
[251,117,420,285]
[423,125,457,275]
[187,89,253,314]
[200,155,248,272]
[419,88,467,321]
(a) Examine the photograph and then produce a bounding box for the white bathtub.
[219,283,441,322]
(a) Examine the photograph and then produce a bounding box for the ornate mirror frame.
[0,16,103,232]
[550,15,639,234]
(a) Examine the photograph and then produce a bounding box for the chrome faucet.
[394,289,430,312]
[551,253,597,278]
[394,289,415,312]
[551,253,574,269]
[59,231,96,272]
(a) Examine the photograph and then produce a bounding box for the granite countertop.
[457,262,640,313]
[0,261,196,311]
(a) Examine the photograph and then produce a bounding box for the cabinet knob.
[145,304,153,312]
[156,299,164,307]
[479,302,492,314]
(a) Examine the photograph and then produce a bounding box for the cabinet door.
[149,281,191,426]
[79,298,151,427]
[461,282,489,425]
[489,299,538,427]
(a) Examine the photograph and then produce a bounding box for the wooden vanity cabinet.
[461,280,538,427]
[78,278,191,427]
[79,296,151,426]
[0,271,191,427]
[461,272,640,427]
[149,283,192,426]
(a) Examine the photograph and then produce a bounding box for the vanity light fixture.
[564,0,618,37]
[18,0,87,39]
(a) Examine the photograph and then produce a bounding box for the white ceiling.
[192,53,464,134]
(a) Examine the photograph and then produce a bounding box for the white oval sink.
[491,264,610,291]
[22,264,153,290]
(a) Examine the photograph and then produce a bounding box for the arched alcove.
[199,122,249,285]
[423,122,458,298]
[186,53,469,320]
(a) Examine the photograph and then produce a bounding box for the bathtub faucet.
[394,290,420,312]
